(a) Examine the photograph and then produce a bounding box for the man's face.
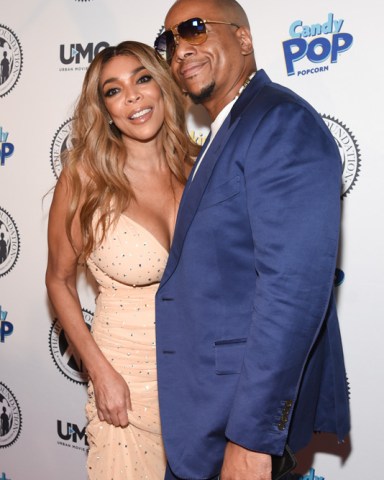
[165,0,244,105]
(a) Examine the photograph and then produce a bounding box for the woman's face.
[100,55,165,145]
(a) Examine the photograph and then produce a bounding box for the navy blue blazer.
[155,70,350,479]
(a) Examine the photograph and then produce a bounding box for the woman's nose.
[125,89,141,104]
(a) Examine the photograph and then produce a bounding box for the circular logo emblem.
[0,25,23,98]
[0,382,22,448]
[50,119,73,179]
[322,115,361,198]
[0,207,20,278]
[49,308,94,384]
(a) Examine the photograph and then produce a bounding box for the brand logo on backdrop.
[283,13,353,77]
[0,382,22,448]
[189,130,208,146]
[322,115,360,197]
[298,468,325,480]
[50,118,73,179]
[0,127,14,166]
[0,306,13,344]
[59,41,109,72]
[0,207,20,278]
[57,420,89,452]
[49,308,94,384]
[0,25,23,98]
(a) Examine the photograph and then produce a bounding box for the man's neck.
[202,70,257,121]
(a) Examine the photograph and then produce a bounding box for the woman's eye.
[104,87,119,97]
[137,74,152,84]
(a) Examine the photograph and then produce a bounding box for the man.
[154,1,350,479]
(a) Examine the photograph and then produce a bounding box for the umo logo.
[0,382,22,448]
[283,13,353,77]
[59,41,109,72]
[0,207,20,278]
[50,118,73,179]
[49,308,94,384]
[0,127,14,166]
[0,25,23,98]
[298,468,325,480]
[0,305,13,343]
[57,420,89,452]
[322,115,361,198]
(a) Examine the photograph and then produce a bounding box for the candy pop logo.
[0,306,13,344]
[0,127,14,166]
[298,468,325,480]
[283,13,353,77]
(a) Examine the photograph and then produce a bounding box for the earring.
[108,119,113,125]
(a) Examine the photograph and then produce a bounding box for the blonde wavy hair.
[62,41,198,259]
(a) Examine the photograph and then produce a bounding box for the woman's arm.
[46,172,131,427]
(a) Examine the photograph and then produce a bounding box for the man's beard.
[188,81,215,104]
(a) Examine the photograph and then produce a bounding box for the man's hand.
[220,441,272,480]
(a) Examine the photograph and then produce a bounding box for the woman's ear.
[236,26,254,56]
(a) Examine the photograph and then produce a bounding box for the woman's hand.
[92,366,132,427]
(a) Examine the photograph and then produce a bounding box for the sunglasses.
[154,17,239,64]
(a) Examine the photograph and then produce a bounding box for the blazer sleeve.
[224,101,342,455]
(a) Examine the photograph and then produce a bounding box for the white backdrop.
[1,1,383,479]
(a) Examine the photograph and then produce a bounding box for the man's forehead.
[165,0,219,28]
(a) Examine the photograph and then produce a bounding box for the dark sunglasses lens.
[178,18,207,44]
[155,30,175,62]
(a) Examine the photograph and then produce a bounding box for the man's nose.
[173,36,197,61]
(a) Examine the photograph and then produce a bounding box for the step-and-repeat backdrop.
[1,0,382,479]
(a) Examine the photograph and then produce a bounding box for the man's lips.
[180,61,207,79]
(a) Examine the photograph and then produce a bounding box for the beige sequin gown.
[85,215,168,479]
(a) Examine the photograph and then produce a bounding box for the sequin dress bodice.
[85,215,168,480]
[87,214,168,290]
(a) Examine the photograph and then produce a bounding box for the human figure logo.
[0,382,22,448]
[49,308,94,384]
[50,119,73,179]
[0,207,20,278]
[322,115,361,198]
[0,25,23,98]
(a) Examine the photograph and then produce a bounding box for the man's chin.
[187,82,215,105]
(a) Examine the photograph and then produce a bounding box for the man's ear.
[236,26,253,55]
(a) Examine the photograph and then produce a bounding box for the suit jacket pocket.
[199,175,240,210]
[214,338,247,375]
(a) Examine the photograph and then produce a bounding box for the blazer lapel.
[160,115,240,288]
[160,71,271,288]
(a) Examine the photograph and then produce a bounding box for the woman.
[46,41,198,479]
